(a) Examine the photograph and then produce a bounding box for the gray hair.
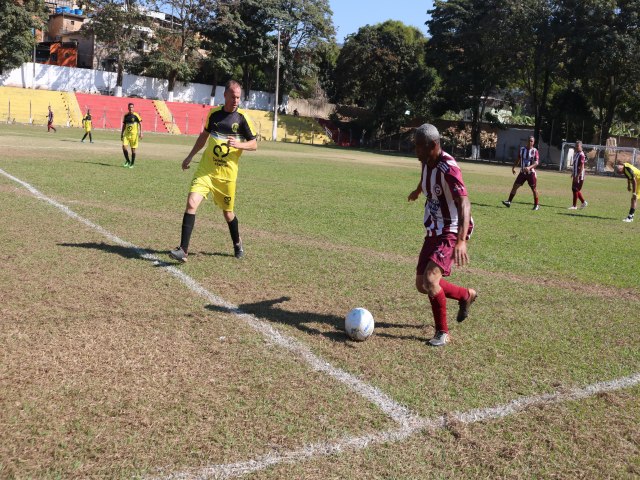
[415,123,440,145]
[576,140,582,146]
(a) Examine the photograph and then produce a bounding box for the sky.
[329,0,434,43]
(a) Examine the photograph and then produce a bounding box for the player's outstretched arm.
[408,162,425,201]
[182,130,209,170]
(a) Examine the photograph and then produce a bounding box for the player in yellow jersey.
[120,103,142,168]
[81,109,93,143]
[169,80,257,262]
[615,162,640,222]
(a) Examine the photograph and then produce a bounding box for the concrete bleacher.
[74,93,169,133]
[0,86,82,127]
[164,101,212,135]
[247,110,330,144]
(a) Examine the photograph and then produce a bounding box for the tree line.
[4,0,640,146]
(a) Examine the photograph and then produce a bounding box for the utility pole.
[272,22,281,141]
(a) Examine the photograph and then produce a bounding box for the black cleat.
[457,288,477,323]
[234,242,244,259]
[502,201,511,208]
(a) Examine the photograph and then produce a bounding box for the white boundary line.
[2,168,639,479]
[0,167,420,429]
[155,373,640,480]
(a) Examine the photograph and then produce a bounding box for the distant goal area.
[560,141,640,175]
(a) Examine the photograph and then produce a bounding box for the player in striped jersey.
[615,162,640,222]
[502,135,540,210]
[568,140,588,210]
[46,106,57,133]
[408,124,476,347]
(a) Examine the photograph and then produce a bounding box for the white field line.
[0,167,420,428]
[155,373,640,480]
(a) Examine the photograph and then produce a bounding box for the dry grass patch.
[0,190,391,478]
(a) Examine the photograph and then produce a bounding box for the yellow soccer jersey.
[195,106,257,181]
[623,163,640,193]
[623,163,640,180]
[82,114,92,132]
[122,112,142,137]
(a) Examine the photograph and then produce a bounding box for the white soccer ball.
[345,308,375,341]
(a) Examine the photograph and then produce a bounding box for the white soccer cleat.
[623,216,634,223]
[428,331,450,347]
[568,206,578,210]
[579,201,588,209]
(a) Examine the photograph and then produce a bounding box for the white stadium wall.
[0,63,280,110]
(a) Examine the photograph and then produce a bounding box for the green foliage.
[506,0,566,142]
[332,20,438,136]
[0,0,48,73]
[81,0,149,86]
[427,0,513,145]
[541,87,597,146]
[200,0,334,100]
[137,0,212,92]
[563,0,640,141]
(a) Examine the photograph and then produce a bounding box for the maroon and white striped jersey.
[421,151,473,237]
[519,146,539,173]
[572,151,585,180]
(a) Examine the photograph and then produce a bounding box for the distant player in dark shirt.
[169,80,258,262]
[568,140,587,210]
[47,106,57,133]
[502,135,540,210]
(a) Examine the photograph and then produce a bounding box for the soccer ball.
[344,308,375,341]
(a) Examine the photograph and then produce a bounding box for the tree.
[507,0,566,143]
[563,0,640,142]
[81,0,148,96]
[141,0,214,101]
[332,21,438,137]
[0,0,48,74]
[202,0,335,104]
[273,0,335,100]
[427,0,514,155]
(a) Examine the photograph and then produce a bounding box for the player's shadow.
[58,241,170,262]
[205,296,422,343]
[77,161,119,168]
[198,250,235,258]
[555,212,614,220]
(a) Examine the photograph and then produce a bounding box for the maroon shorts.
[416,233,458,277]
[572,178,584,192]
[514,171,537,188]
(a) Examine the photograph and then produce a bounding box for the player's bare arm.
[408,161,425,201]
[513,156,520,174]
[227,137,257,151]
[182,130,209,170]
[453,195,471,267]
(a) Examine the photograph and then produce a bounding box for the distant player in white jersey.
[502,135,540,210]
[407,123,476,347]
[568,140,588,210]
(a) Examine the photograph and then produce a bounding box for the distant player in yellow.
[615,162,640,222]
[121,103,142,168]
[169,80,257,262]
[81,109,93,143]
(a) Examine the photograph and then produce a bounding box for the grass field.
[1,124,639,479]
